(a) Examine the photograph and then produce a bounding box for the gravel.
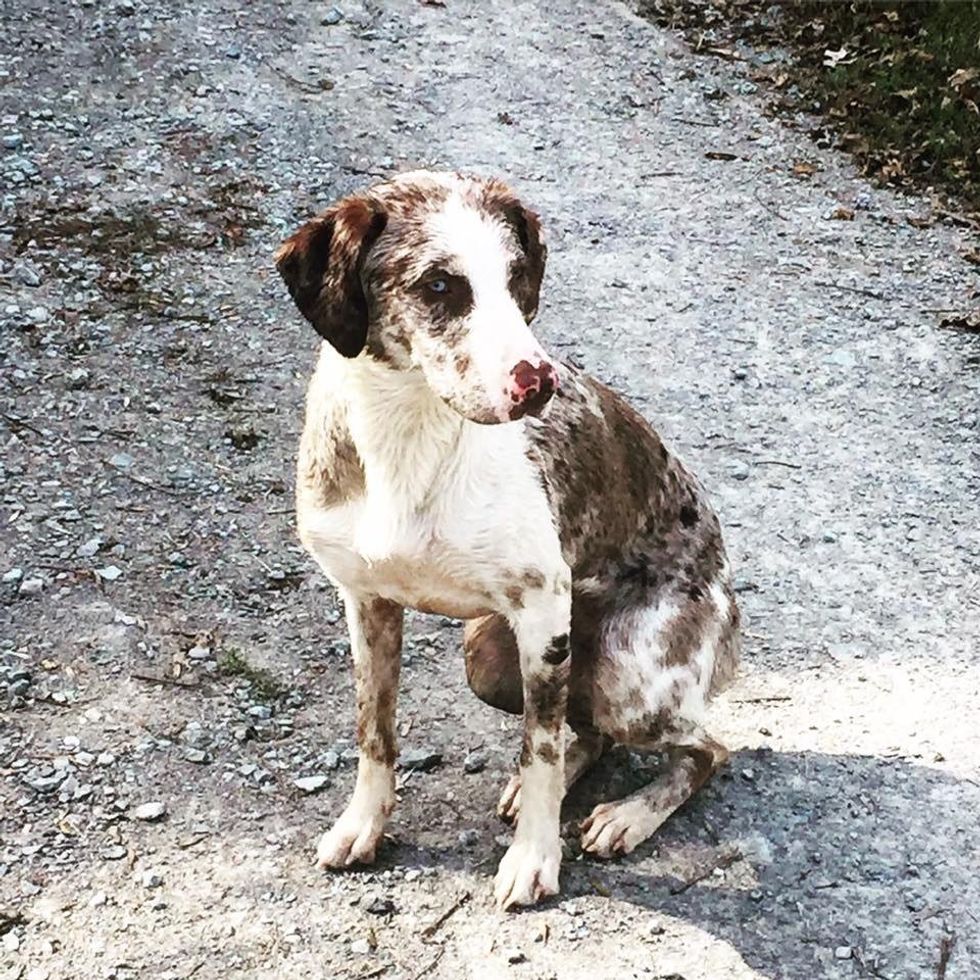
[133,801,168,822]
[1,0,977,978]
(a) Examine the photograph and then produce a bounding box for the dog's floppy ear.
[275,196,388,358]
[482,181,547,322]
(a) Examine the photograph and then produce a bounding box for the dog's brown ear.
[483,181,547,322]
[275,196,388,358]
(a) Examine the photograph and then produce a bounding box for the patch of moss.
[217,647,285,703]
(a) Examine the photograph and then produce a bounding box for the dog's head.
[276,171,557,423]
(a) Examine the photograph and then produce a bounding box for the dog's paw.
[493,836,561,910]
[496,774,522,823]
[580,800,651,859]
[315,807,386,869]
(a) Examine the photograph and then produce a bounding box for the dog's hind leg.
[497,726,610,823]
[580,723,728,859]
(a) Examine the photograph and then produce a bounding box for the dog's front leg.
[316,592,402,869]
[494,578,571,909]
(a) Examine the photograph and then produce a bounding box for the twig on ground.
[755,459,802,469]
[814,280,884,300]
[670,847,742,895]
[753,185,788,221]
[356,966,389,980]
[2,413,46,438]
[936,932,956,980]
[268,63,333,94]
[412,949,444,979]
[131,671,200,690]
[732,695,791,704]
[105,461,186,498]
[421,891,471,939]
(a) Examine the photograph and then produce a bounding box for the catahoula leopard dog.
[275,170,740,910]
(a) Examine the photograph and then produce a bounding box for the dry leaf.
[906,215,934,229]
[823,47,855,68]
[831,207,855,221]
[704,150,738,161]
[940,311,980,333]
[792,160,819,178]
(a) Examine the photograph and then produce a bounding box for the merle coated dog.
[275,171,740,909]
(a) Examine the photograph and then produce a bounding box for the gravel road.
[2,1,978,978]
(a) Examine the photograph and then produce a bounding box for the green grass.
[217,647,285,703]
[641,0,980,213]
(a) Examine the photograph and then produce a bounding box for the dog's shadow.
[397,746,978,979]
[561,746,977,979]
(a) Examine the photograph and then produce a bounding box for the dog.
[275,170,740,910]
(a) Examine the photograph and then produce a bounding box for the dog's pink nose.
[508,360,559,419]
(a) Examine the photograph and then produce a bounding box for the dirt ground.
[2,1,979,979]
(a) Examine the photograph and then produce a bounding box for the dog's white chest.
[299,423,558,617]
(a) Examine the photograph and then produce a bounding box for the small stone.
[321,6,343,25]
[12,261,41,287]
[8,678,31,698]
[96,565,122,582]
[741,768,755,781]
[247,704,272,720]
[2,132,24,150]
[506,949,526,964]
[140,870,164,889]
[834,946,852,960]
[824,349,857,369]
[19,577,45,596]
[77,536,103,558]
[96,751,116,766]
[293,775,328,794]
[67,367,90,389]
[3,932,20,952]
[821,531,838,543]
[322,750,340,770]
[102,845,127,861]
[458,829,480,848]
[109,452,135,470]
[133,801,167,822]
[730,461,750,482]
[365,895,395,915]
[3,568,23,584]
[187,644,211,661]
[398,748,443,772]
[225,42,241,59]
[463,750,488,774]
[184,748,209,764]
[90,892,108,907]
[350,939,372,955]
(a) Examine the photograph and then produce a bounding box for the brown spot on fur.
[504,585,525,609]
[663,601,705,669]
[351,598,402,766]
[522,569,546,590]
[543,633,570,665]
[276,196,388,357]
[454,351,471,374]
[537,741,560,765]
[525,663,569,733]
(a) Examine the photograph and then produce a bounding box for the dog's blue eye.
[427,278,449,294]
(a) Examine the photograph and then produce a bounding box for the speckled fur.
[278,170,740,906]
